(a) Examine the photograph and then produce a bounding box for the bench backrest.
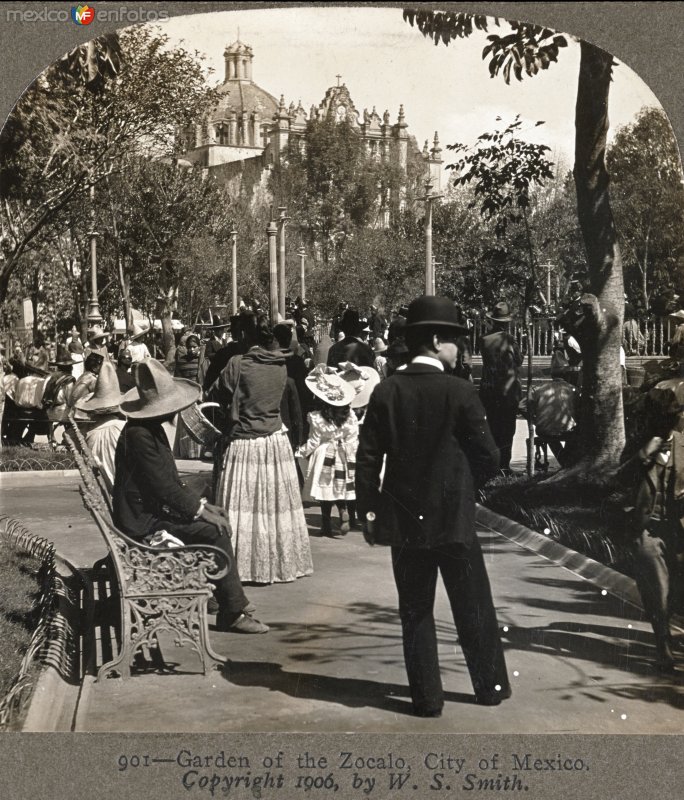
[63,423,229,597]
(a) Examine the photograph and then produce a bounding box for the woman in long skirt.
[211,314,313,584]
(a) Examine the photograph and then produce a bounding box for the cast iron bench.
[64,419,229,680]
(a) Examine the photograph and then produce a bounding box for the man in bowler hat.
[356,295,510,716]
[113,358,267,634]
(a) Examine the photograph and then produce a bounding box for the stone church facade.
[181,39,443,207]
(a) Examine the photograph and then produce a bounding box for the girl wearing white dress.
[297,367,358,537]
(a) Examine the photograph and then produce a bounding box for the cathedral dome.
[211,38,278,123]
[211,80,278,123]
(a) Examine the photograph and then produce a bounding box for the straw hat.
[75,360,124,415]
[338,362,380,409]
[372,337,387,354]
[87,326,110,345]
[127,322,148,341]
[305,365,356,407]
[69,326,81,338]
[121,358,201,419]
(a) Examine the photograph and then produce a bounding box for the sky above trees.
[157,6,661,172]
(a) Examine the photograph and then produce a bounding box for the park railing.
[313,316,681,358]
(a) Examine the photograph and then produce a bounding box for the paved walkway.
[2,422,684,733]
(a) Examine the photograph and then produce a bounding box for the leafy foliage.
[607,107,684,312]
[403,9,568,83]
[448,116,554,236]
[0,26,216,306]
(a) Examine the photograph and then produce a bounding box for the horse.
[1,367,75,448]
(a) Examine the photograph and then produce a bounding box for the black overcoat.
[113,419,200,539]
[355,363,499,547]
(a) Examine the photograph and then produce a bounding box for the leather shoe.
[243,601,257,615]
[413,707,442,718]
[475,685,512,706]
[216,612,269,634]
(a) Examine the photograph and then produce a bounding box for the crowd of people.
[2,292,684,709]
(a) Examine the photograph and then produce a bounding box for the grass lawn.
[0,446,75,472]
[0,542,41,699]
[481,472,634,577]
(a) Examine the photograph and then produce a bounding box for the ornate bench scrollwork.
[64,422,229,680]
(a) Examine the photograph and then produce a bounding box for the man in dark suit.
[478,301,523,473]
[356,295,510,716]
[113,358,268,634]
[326,308,375,368]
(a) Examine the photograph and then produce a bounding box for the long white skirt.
[217,430,313,584]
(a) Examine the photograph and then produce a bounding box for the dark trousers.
[160,519,248,616]
[480,394,517,471]
[632,520,682,649]
[391,538,509,712]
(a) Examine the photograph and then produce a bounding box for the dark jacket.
[326,336,375,369]
[113,419,200,539]
[355,362,499,548]
[208,346,287,440]
[479,329,523,409]
[618,431,684,534]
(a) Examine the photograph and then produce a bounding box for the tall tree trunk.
[568,41,625,478]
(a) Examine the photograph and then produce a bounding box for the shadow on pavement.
[220,659,475,716]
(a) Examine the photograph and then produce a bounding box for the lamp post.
[423,178,442,296]
[229,230,238,315]
[277,206,290,319]
[298,245,306,301]
[267,211,279,323]
[86,183,103,326]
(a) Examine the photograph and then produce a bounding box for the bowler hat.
[121,358,201,419]
[75,360,124,415]
[405,296,468,332]
[372,337,387,354]
[485,301,513,323]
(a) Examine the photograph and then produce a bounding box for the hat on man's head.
[121,358,201,419]
[373,338,387,354]
[485,301,513,323]
[50,343,73,368]
[340,308,364,337]
[405,296,468,333]
[87,326,109,344]
[69,326,81,337]
[127,322,147,341]
[338,362,380,409]
[75,360,124,416]
[305,365,356,407]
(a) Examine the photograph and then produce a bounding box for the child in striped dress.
[297,367,358,537]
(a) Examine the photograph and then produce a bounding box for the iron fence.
[312,316,682,358]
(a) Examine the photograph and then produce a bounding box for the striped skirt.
[216,430,314,584]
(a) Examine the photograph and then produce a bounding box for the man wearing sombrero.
[112,359,267,634]
[478,300,523,474]
[356,295,510,716]
[74,360,126,490]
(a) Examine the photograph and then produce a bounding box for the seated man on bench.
[519,365,578,468]
[113,358,268,634]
